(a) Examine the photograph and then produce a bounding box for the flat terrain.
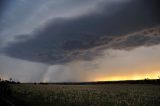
[9,84,160,106]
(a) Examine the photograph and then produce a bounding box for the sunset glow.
[95,71,160,81]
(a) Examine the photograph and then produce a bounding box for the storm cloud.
[1,0,160,82]
[2,0,160,65]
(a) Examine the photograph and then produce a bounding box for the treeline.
[0,78,20,84]
[0,78,17,106]
[0,77,18,97]
[38,79,160,85]
[1,78,160,85]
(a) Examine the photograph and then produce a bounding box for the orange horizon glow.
[94,71,160,81]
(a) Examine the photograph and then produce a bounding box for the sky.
[0,0,160,82]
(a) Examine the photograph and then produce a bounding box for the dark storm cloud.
[109,27,160,50]
[0,0,7,14]
[3,0,160,65]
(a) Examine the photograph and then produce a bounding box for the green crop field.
[9,84,160,106]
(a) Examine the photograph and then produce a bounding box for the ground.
[8,84,160,106]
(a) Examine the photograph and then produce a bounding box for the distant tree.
[9,78,13,82]
[144,78,149,80]
[17,81,21,84]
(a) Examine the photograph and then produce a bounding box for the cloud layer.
[3,0,160,65]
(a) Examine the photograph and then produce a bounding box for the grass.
[10,84,160,106]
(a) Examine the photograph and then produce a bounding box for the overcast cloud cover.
[0,0,160,82]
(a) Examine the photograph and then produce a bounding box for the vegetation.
[10,84,160,106]
[0,78,160,106]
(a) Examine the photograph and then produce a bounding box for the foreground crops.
[10,84,160,106]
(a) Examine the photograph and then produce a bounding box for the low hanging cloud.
[2,0,160,65]
[109,26,160,50]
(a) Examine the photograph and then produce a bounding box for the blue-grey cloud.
[2,0,160,65]
[0,0,107,47]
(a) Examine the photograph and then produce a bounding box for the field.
[8,84,160,106]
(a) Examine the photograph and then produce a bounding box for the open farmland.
[8,84,160,106]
